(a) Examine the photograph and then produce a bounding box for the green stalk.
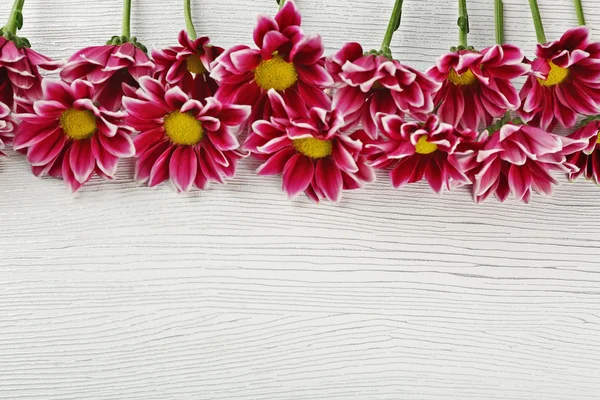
[495,0,504,44]
[574,0,586,26]
[3,0,25,36]
[278,0,286,11]
[184,0,197,39]
[528,0,547,43]
[380,0,404,57]
[457,0,469,47]
[122,0,131,39]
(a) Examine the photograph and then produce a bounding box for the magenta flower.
[427,45,529,131]
[153,30,224,99]
[518,27,600,130]
[211,1,333,129]
[467,124,586,203]
[0,101,15,156]
[326,42,441,139]
[565,120,600,184]
[0,36,61,109]
[244,89,374,203]
[60,43,154,111]
[13,79,135,192]
[123,77,250,192]
[369,114,469,193]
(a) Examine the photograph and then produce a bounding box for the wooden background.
[1,0,600,399]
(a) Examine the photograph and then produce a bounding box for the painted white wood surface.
[1,0,600,399]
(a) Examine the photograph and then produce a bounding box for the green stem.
[528,0,547,43]
[380,0,404,57]
[184,0,197,39]
[122,0,131,39]
[278,0,286,11]
[457,0,469,47]
[495,0,504,44]
[3,0,25,36]
[574,0,586,26]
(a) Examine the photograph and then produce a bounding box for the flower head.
[0,101,16,156]
[427,45,529,131]
[327,42,441,139]
[13,79,135,192]
[153,30,224,99]
[465,124,586,203]
[518,27,600,130]
[369,114,470,193]
[244,89,374,202]
[211,1,333,130]
[565,120,600,184]
[123,76,250,192]
[60,43,154,111]
[0,36,62,109]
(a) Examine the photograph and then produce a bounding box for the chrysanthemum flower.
[123,76,250,192]
[211,1,333,129]
[0,36,61,109]
[466,124,585,203]
[369,114,469,193]
[0,100,15,156]
[427,45,529,131]
[60,43,154,111]
[13,79,135,192]
[565,120,600,184]
[326,42,441,139]
[153,30,224,99]
[518,27,600,130]
[244,89,374,203]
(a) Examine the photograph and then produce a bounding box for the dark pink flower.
[0,36,61,109]
[0,100,16,156]
[565,120,600,184]
[153,30,224,99]
[123,76,250,192]
[427,45,529,131]
[244,89,374,203]
[60,43,154,111]
[211,1,333,130]
[369,114,470,193]
[327,42,440,139]
[465,124,586,203]
[13,79,135,192]
[518,27,600,130]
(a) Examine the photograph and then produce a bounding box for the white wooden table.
[1,1,600,399]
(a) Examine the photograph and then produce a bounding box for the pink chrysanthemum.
[13,79,135,192]
[326,42,441,139]
[123,76,250,192]
[0,36,61,109]
[369,114,470,193]
[464,124,586,203]
[427,45,529,131]
[0,101,16,156]
[244,89,374,203]
[518,27,600,130]
[60,43,154,111]
[565,120,600,184]
[153,30,224,99]
[211,1,333,129]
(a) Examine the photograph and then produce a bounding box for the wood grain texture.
[1,0,600,399]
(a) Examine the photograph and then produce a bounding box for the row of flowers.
[1,0,599,203]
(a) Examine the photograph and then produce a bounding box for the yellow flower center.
[596,131,600,145]
[415,136,438,155]
[293,137,332,159]
[254,54,298,91]
[537,61,569,87]
[60,108,97,140]
[448,68,476,86]
[164,111,204,146]
[186,54,207,75]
